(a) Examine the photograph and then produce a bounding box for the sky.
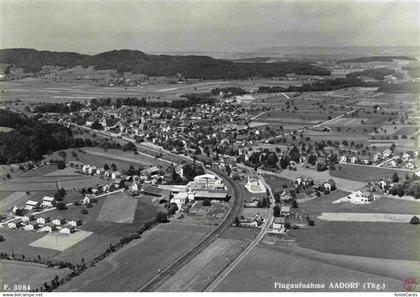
[0,0,419,54]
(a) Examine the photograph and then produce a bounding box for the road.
[204,175,275,292]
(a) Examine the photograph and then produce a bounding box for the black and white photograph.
[0,0,419,295]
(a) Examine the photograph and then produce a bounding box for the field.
[96,193,137,224]
[317,212,417,223]
[294,221,420,261]
[157,238,246,291]
[0,78,295,103]
[45,146,169,172]
[29,231,93,252]
[215,246,405,292]
[300,194,420,215]
[58,223,210,291]
[0,260,70,291]
[332,164,413,182]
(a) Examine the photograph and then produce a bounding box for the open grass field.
[29,231,93,252]
[0,260,70,291]
[332,164,412,182]
[300,194,419,215]
[0,191,27,210]
[317,212,418,223]
[0,78,294,103]
[215,246,404,292]
[58,222,210,291]
[295,221,420,261]
[157,238,246,292]
[96,193,137,224]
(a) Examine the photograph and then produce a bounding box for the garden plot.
[29,230,93,252]
[96,193,137,224]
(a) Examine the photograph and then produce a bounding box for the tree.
[292,199,299,208]
[56,202,67,210]
[104,163,109,171]
[308,219,315,226]
[111,163,117,171]
[56,160,66,169]
[0,235,4,242]
[202,199,211,206]
[289,146,300,163]
[81,208,88,214]
[234,216,240,226]
[392,173,400,183]
[273,205,281,217]
[91,120,103,130]
[155,211,168,223]
[410,216,419,225]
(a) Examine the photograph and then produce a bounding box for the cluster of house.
[23,196,56,210]
[269,206,291,234]
[7,215,82,234]
[339,149,416,169]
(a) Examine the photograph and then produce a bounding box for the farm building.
[25,200,40,210]
[347,190,374,204]
[41,196,56,207]
[272,217,286,230]
[244,198,259,208]
[36,216,51,224]
[170,192,190,208]
[280,206,290,216]
[239,213,263,228]
[142,166,160,176]
[193,191,228,201]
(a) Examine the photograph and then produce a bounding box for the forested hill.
[0,48,331,79]
[337,56,416,63]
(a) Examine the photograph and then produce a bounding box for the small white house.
[402,153,411,162]
[59,226,75,234]
[40,223,57,233]
[8,220,22,229]
[52,218,66,226]
[347,190,373,204]
[81,165,90,174]
[22,215,35,222]
[350,156,358,164]
[131,181,140,192]
[68,219,82,227]
[323,182,332,192]
[111,171,122,180]
[24,223,39,231]
[41,196,56,208]
[339,155,347,163]
[36,216,50,225]
[88,166,97,175]
[383,149,392,158]
[171,192,188,208]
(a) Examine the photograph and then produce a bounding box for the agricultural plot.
[29,231,93,252]
[317,212,417,223]
[96,193,137,224]
[332,164,412,182]
[0,260,70,291]
[295,221,420,261]
[0,191,28,210]
[215,246,404,292]
[58,223,209,291]
[157,238,246,292]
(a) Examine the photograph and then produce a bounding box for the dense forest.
[0,48,331,79]
[337,56,416,63]
[346,68,395,80]
[0,110,86,164]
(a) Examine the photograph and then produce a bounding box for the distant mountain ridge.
[0,48,331,79]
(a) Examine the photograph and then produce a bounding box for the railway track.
[138,167,242,292]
